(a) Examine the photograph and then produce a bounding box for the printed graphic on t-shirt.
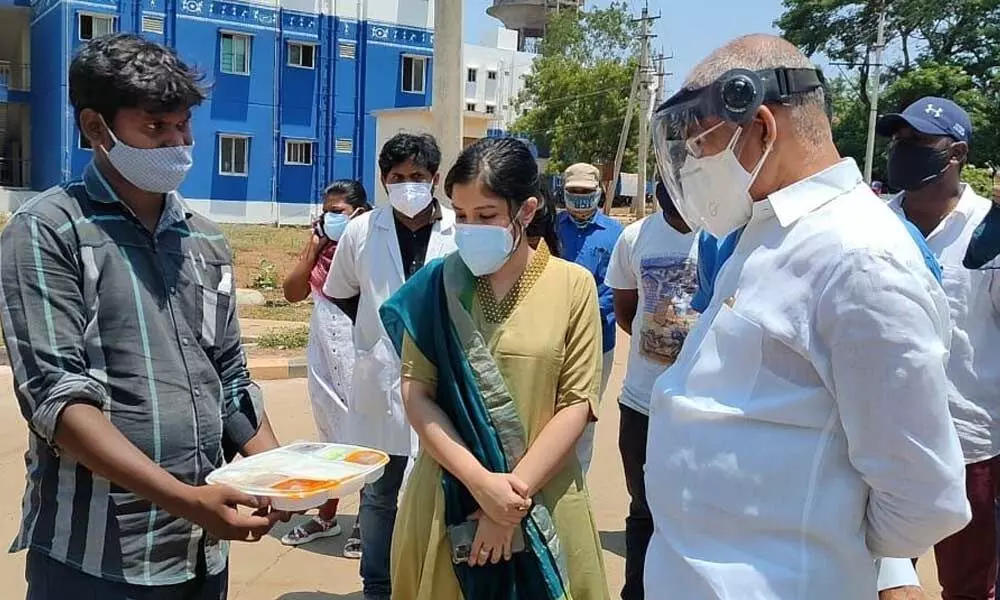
[639,255,698,365]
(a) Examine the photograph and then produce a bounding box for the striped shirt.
[0,163,262,586]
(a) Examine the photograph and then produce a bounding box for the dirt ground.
[0,331,943,598]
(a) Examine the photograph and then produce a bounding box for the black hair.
[69,34,207,128]
[324,179,370,210]
[526,186,562,258]
[446,137,543,251]
[655,180,681,220]
[656,179,692,234]
[378,133,442,177]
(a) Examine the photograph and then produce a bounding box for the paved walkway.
[0,333,942,597]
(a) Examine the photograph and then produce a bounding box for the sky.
[463,0,788,93]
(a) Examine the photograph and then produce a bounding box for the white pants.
[576,350,616,476]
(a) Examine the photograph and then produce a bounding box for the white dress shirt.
[324,204,457,456]
[888,185,1000,464]
[644,159,970,599]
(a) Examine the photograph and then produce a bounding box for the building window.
[335,138,353,154]
[219,135,249,176]
[285,140,313,165]
[487,70,498,81]
[221,33,251,75]
[79,14,116,41]
[466,102,477,112]
[288,42,315,69]
[485,105,496,115]
[141,15,164,34]
[338,42,357,60]
[467,68,478,83]
[401,55,427,94]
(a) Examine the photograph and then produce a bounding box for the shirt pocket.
[351,335,400,417]
[682,303,763,411]
[180,262,234,352]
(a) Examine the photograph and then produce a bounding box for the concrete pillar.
[432,0,464,188]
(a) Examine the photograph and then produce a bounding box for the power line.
[518,84,633,111]
[512,112,633,138]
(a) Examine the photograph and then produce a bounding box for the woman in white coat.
[279,180,372,556]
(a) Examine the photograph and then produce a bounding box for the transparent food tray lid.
[206,442,390,498]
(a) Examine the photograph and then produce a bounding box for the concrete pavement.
[0,335,942,597]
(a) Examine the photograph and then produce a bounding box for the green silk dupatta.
[380,254,570,600]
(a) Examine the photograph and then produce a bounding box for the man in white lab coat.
[324,133,457,600]
[645,34,970,599]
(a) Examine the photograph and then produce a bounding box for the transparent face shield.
[652,67,828,233]
[652,93,745,233]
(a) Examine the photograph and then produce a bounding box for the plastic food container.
[206,442,390,511]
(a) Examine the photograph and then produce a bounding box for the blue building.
[0,0,440,222]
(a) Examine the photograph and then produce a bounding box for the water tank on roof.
[487,0,584,50]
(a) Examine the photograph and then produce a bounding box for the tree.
[778,0,1000,180]
[512,2,640,174]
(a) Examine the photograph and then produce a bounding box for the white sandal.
[280,517,342,546]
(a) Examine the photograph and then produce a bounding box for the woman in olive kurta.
[379,138,609,600]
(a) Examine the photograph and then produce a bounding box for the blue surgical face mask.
[101,118,193,194]
[321,212,351,242]
[565,190,602,211]
[455,222,516,276]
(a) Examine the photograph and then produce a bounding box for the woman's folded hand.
[467,511,516,567]
[470,471,532,527]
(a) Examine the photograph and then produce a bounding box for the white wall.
[463,27,536,130]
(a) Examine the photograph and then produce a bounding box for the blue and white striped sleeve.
[0,212,110,444]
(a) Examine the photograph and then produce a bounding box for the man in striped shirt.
[1,35,286,599]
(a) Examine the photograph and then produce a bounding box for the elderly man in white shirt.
[646,34,970,600]
[878,96,1000,600]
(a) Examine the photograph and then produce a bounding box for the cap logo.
[954,124,966,137]
[926,104,944,118]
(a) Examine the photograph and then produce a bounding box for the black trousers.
[618,403,653,600]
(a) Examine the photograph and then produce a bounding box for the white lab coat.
[324,204,457,457]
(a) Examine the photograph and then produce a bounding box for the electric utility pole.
[606,5,659,216]
[433,0,463,195]
[634,5,657,218]
[863,0,887,183]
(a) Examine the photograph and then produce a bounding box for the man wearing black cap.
[878,97,1000,600]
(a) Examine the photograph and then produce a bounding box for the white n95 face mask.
[677,126,773,239]
[102,124,194,194]
[455,223,515,276]
[387,182,434,218]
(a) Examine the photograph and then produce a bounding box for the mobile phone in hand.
[448,519,526,564]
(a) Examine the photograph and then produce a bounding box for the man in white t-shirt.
[879,97,1000,600]
[605,181,698,600]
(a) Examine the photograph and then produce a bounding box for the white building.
[463,26,536,131]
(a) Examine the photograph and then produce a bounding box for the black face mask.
[887,139,954,192]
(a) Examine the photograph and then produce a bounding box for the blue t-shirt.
[556,210,625,353]
[692,221,943,314]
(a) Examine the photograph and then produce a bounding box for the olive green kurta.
[390,250,609,600]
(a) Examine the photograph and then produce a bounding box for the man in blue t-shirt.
[556,162,624,475]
